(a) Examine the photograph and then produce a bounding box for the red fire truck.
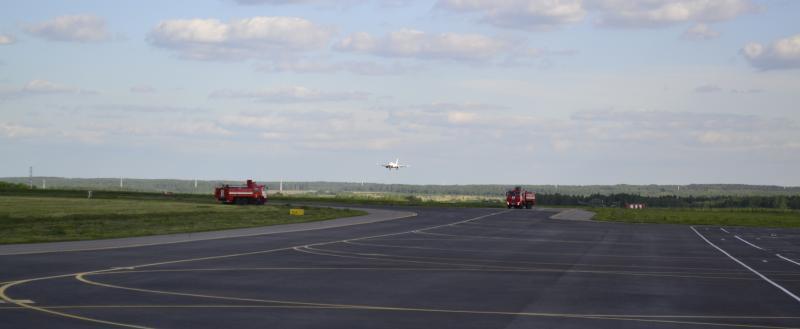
[214,180,267,205]
[506,186,536,209]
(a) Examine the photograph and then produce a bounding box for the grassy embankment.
[592,207,800,228]
[0,192,365,244]
[269,193,506,208]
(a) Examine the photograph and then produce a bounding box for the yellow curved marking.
[4,303,800,321]
[0,275,151,329]
[74,271,800,329]
[2,304,346,310]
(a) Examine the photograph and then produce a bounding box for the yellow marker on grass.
[289,209,304,216]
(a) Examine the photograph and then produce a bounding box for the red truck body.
[214,180,267,205]
[506,186,536,209]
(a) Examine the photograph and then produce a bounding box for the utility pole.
[194,179,198,190]
[28,166,33,189]
[42,178,46,190]
[120,177,123,189]
[279,180,283,193]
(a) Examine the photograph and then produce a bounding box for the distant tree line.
[537,193,800,210]
[1,178,798,209]
[0,181,28,189]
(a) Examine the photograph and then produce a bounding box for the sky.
[1,0,799,185]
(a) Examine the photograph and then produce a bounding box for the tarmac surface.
[2,206,800,328]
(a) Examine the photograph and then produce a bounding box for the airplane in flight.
[379,158,409,170]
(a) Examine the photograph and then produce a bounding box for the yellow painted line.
[97,267,553,275]
[46,304,347,310]
[0,274,151,329]
[5,304,800,321]
[95,265,797,283]
[295,246,768,281]
[10,299,34,304]
[74,272,800,329]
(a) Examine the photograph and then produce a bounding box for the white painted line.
[777,254,800,267]
[691,226,800,303]
[734,235,765,250]
[719,228,729,234]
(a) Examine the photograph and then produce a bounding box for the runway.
[2,206,800,328]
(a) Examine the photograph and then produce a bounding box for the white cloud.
[435,0,755,30]
[230,0,411,7]
[26,15,110,42]
[232,0,362,5]
[742,33,800,70]
[682,23,719,40]
[92,104,206,113]
[589,0,756,28]
[0,34,15,45]
[257,59,421,75]
[148,17,333,60]
[436,0,586,30]
[693,84,721,93]
[335,29,509,61]
[233,0,323,4]
[73,119,232,143]
[569,110,796,150]
[695,131,758,145]
[130,85,157,93]
[0,122,40,138]
[209,86,369,102]
[386,102,518,130]
[22,79,79,94]
[220,111,398,151]
[0,79,96,99]
[171,122,233,136]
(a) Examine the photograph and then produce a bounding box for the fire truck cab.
[506,186,536,209]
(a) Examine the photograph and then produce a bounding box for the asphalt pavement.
[2,206,800,328]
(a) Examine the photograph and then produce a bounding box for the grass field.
[269,193,505,208]
[592,207,800,228]
[0,196,365,244]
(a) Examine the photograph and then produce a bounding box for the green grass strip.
[0,196,365,244]
[592,207,800,228]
